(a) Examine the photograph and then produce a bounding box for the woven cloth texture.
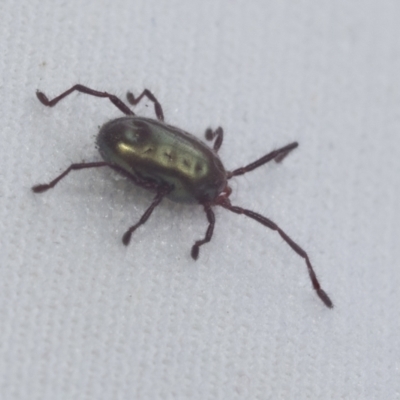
[0,0,399,399]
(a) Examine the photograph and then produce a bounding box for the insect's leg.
[219,201,333,308]
[205,127,224,152]
[191,205,216,260]
[122,187,170,245]
[228,142,298,178]
[126,89,164,121]
[32,162,109,193]
[36,85,134,116]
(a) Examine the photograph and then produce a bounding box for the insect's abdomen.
[97,117,227,203]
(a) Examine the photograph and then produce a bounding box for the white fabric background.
[1,0,399,399]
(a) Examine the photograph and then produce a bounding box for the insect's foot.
[318,289,334,309]
[122,230,133,246]
[191,244,199,260]
[32,184,50,193]
[36,91,51,106]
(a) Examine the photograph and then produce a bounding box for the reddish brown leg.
[126,89,164,121]
[191,205,216,259]
[228,142,298,178]
[219,201,333,308]
[205,127,224,152]
[36,84,134,115]
[122,187,170,245]
[32,162,109,193]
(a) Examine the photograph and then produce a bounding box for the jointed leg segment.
[122,187,171,246]
[205,127,224,152]
[218,201,333,308]
[126,89,164,121]
[32,162,109,193]
[228,142,298,178]
[191,205,216,260]
[36,84,134,115]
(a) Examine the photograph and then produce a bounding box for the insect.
[32,84,333,308]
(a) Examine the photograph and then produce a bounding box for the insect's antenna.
[218,201,333,308]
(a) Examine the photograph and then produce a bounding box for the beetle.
[32,84,333,308]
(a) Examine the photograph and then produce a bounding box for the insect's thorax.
[97,117,227,203]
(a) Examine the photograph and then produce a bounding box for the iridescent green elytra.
[97,117,227,203]
[32,84,333,308]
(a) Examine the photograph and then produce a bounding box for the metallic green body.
[97,117,227,203]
